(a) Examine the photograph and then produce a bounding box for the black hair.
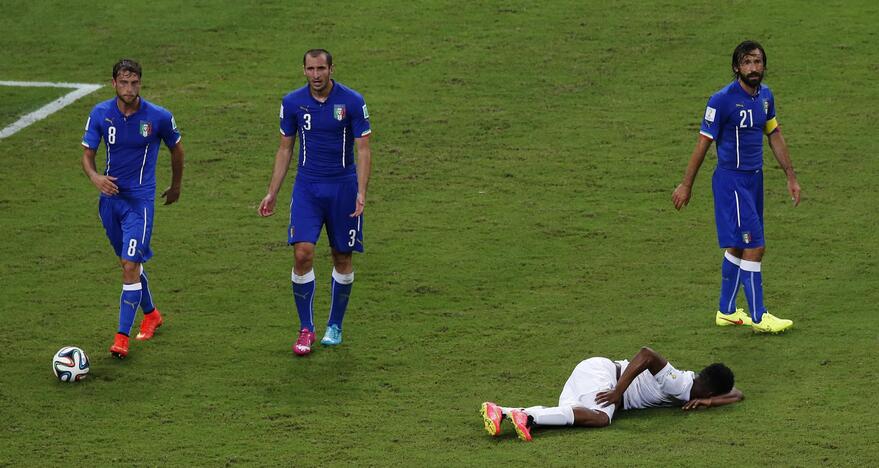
[731,40,766,76]
[699,363,735,395]
[303,49,333,67]
[113,58,142,79]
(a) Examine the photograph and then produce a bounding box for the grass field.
[1,0,878,465]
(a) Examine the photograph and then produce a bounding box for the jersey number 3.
[302,114,311,131]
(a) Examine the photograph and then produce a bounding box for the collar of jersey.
[731,79,761,99]
[112,97,148,119]
[309,80,338,105]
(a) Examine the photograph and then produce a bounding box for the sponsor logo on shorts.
[289,227,295,237]
[742,232,751,244]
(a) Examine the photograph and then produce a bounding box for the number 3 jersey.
[279,80,371,183]
[82,98,181,200]
[699,80,779,171]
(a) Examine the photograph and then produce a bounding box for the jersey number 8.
[108,126,116,144]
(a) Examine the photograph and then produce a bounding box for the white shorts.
[558,357,619,421]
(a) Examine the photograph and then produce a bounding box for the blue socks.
[719,252,742,313]
[118,283,143,335]
[328,269,354,329]
[740,260,766,323]
[292,269,316,332]
[139,266,156,314]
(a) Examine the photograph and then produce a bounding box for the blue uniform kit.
[700,80,778,249]
[82,98,181,262]
[280,80,371,252]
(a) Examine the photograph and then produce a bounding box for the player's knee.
[294,247,314,267]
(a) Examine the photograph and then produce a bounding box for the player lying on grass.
[480,347,743,441]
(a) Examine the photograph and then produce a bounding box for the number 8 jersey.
[82,98,181,199]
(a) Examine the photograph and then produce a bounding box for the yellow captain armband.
[764,117,779,135]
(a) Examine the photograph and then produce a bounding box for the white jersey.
[616,360,695,410]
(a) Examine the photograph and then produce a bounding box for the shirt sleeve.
[81,108,102,149]
[699,94,723,140]
[160,111,182,149]
[350,95,371,138]
[654,363,694,402]
[279,99,295,137]
[764,93,779,135]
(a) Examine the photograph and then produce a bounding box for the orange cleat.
[109,333,129,359]
[136,309,163,340]
[509,410,532,441]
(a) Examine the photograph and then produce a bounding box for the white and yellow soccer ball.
[52,346,90,382]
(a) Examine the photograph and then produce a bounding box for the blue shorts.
[712,167,764,248]
[288,178,363,253]
[98,196,154,263]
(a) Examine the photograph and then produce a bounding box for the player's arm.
[162,141,185,205]
[258,134,295,217]
[682,387,744,411]
[81,147,118,196]
[351,136,371,217]
[595,347,669,407]
[767,129,801,207]
[672,134,713,210]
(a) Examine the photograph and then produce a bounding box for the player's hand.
[90,174,119,196]
[595,389,621,408]
[350,192,365,217]
[162,185,181,205]
[682,398,712,411]
[259,194,276,217]
[787,178,801,207]
[672,184,692,210]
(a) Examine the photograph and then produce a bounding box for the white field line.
[0,81,102,139]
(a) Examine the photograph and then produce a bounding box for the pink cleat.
[480,402,504,436]
[136,309,163,340]
[293,328,316,356]
[509,410,532,441]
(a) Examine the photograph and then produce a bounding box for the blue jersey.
[700,80,779,171]
[280,80,371,182]
[82,98,181,199]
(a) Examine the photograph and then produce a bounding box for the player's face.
[735,49,764,89]
[303,54,333,94]
[112,71,141,105]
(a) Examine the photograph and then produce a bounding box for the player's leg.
[736,174,791,333]
[321,179,362,346]
[134,201,162,340]
[111,202,154,357]
[712,169,750,326]
[289,181,322,355]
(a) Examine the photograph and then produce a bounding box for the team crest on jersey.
[334,104,346,121]
[139,121,152,137]
[742,232,752,244]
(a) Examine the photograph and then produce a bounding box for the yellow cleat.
[751,312,793,334]
[715,308,753,327]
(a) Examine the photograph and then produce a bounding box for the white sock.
[524,406,575,426]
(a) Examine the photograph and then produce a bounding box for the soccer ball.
[52,346,90,382]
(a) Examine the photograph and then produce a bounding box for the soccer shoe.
[293,328,316,356]
[508,410,532,442]
[715,308,753,327]
[480,402,504,437]
[320,324,343,346]
[109,334,129,359]
[135,309,164,340]
[751,312,793,334]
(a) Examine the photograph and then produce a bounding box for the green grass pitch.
[1,0,877,465]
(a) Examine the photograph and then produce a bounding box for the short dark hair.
[699,363,735,395]
[303,49,333,67]
[731,40,766,75]
[113,59,142,79]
